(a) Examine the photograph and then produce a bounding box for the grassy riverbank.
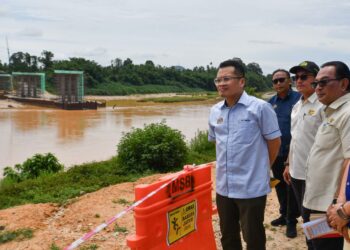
[138,95,213,103]
[87,91,219,107]
[88,89,269,107]
[0,131,215,210]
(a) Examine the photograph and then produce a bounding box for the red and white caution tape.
[63,163,212,250]
[63,168,192,250]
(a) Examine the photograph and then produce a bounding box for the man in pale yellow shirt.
[304,61,350,250]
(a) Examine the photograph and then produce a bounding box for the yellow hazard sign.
[167,200,197,245]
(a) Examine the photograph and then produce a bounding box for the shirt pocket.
[314,123,338,149]
[234,120,258,144]
[303,114,320,132]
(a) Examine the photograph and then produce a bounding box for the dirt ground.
[0,99,24,109]
[0,165,307,250]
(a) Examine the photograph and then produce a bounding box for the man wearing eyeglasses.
[303,61,350,250]
[268,69,301,238]
[209,59,281,250]
[282,61,322,249]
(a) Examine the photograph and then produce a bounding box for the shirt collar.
[325,92,350,111]
[276,88,293,100]
[220,91,249,109]
[237,91,250,106]
[302,92,317,104]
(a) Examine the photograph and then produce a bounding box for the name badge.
[308,109,315,116]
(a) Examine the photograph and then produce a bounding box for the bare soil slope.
[0,168,307,250]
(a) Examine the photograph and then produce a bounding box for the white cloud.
[16,28,43,37]
[72,47,108,62]
[0,0,349,74]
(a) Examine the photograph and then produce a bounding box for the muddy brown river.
[0,103,213,174]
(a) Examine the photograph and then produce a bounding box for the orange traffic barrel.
[126,163,216,250]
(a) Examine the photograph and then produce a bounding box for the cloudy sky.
[0,0,349,74]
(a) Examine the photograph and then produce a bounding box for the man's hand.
[326,203,349,236]
[342,227,350,243]
[267,137,281,167]
[283,166,291,185]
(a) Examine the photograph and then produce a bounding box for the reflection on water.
[0,103,212,174]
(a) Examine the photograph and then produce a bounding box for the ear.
[239,78,246,88]
[341,78,350,92]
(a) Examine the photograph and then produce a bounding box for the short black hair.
[321,61,350,91]
[219,59,245,77]
[272,69,290,78]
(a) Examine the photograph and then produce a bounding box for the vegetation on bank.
[139,96,208,103]
[0,124,215,210]
[0,50,272,95]
[0,228,33,244]
[100,92,219,107]
[117,122,188,173]
[3,153,63,182]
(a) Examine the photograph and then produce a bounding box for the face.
[315,66,349,105]
[272,71,290,95]
[294,69,315,96]
[215,66,245,98]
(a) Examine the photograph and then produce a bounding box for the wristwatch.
[336,204,350,220]
[283,162,289,166]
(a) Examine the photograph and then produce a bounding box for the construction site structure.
[5,70,101,110]
[0,74,12,96]
[12,72,45,98]
[54,70,84,104]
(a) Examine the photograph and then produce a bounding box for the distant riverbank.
[0,92,219,109]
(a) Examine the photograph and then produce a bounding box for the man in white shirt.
[283,61,322,249]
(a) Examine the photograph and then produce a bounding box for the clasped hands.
[326,202,350,242]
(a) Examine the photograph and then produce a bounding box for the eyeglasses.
[291,74,310,82]
[214,76,242,85]
[311,78,340,88]
[272,78,286,84]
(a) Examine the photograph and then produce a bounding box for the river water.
[0,103,213,174]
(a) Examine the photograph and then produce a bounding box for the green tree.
[8,52,38,72]
[9,52,28,71]
[145,60,155,67]
[39,50,54,70]
[0,60,8,72]
[111,58,123,70]
[123,58,133,67]
[247,62,263,75]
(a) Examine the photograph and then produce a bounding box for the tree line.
[0,50,272,95]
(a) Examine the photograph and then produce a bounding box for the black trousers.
[291,177,316,249]
[291,178,344,250]
[310,236,343,250]
[271,155,300,225]
[216,193,266,250]
[290,177,309,222]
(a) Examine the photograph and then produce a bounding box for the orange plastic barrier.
[126,163,216,250]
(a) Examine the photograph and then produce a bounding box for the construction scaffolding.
[54,70,84,103]
[0,74,12,94]
[12,72,45,98]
